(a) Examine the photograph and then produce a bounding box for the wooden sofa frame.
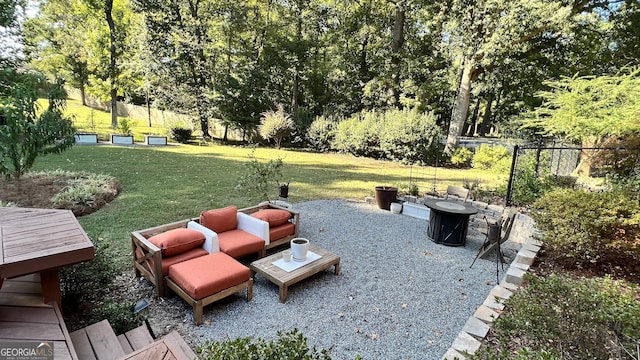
[132,218,195,297]
[167,276,253,325]
[238,202,300,250]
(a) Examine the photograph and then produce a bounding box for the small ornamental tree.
[236,148,284,202]
[258,104,295,148]
[0,69,76,179]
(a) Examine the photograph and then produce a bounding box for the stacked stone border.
[366,194,541,359]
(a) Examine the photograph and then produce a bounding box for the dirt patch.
[0,173,120,216]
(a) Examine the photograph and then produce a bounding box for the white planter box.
[111,134,134,145]
[75,133,98,144]
[144,135,167,146]
[402,202,430,220]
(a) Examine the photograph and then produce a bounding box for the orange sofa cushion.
[151,247,209,276]
[269,222,295,241]
[200,206,238,233]
[168,252,249,300]
[251,209,291,227]
[148,228,205,256]
[218,229,265,259]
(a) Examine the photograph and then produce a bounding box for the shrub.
[472,144,511,172]
[330,109,442,163]
[378,108,442,165]
[331,111,380,157]
[60,237,119,310]
[196,329,331,360]
[51,172,117,208]
[532,188,640,267]
[117,118,134,135]
[307,116,336,151]
[475,274,640,359]
[259,104,295,148]
[170,127,192,143]
[450,147,474,168]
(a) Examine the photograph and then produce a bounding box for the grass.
[31,143,505,271]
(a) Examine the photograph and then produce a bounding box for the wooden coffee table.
[249,244,340,303]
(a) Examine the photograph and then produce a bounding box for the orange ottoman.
[167,252,253,325]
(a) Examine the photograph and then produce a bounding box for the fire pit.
[424,199,478,246]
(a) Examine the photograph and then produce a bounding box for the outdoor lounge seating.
[199,205,268,259]
[239,202,300,250]
[132,206,267,295]
[131,219,253,324]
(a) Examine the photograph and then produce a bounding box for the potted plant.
[374,186,398,210]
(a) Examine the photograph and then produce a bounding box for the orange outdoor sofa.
[130,204,300,324]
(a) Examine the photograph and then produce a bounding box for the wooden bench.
[70,319,195,359]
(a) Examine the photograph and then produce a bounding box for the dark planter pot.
[279,182,290,198]
[375,186,398,210]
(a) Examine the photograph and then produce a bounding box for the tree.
[523,68,640,175]
[132,0,220,138]
[440,0,622,155]
[0,70,76,179]
[24,0,143,121]
[0,0,18,27]
[524,68,640,141]
[23,0,92,105]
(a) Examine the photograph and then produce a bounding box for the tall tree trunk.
[291,8,302,114]
[478,92,494,136]
[467,96,481,136]
[444,57,475,155]
[79,83,86,106]
[390,0,406,107]
[105,0,117,130]
[360,33,369,79]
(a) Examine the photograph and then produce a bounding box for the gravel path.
[142,199,519,359]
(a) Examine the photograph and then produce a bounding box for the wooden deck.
[0,274,78,360]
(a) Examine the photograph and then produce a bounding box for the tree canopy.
[12,0,640,154]
[524,68,640,142]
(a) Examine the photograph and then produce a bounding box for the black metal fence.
[505,140,639,205]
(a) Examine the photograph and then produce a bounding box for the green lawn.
[31,144,504,270]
